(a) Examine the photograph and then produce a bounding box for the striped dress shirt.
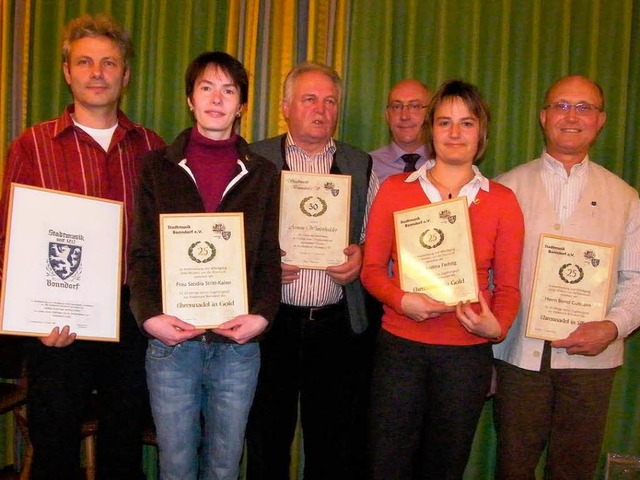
[540,151,640,344]
[282,133,378,307]
[540,151,589,223]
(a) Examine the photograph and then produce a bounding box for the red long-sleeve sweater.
[361,173,524,345]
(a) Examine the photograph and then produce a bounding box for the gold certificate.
[394,197,478,305]
[0,183,123,341]
[279,171,351,269]
[526,234,615,341]
[160,213,248,328]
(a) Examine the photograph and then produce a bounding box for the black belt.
[280,301,345,322]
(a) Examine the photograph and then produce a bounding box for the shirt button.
[533,350,541,357]
[554,223,561,230]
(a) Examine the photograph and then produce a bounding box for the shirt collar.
[54,104,134,138]
[390,142,428,162]
[285,132,336,157]
[405,163,489,192]
[541,149,590,178]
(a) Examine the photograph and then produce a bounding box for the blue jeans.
[146,339,260,480]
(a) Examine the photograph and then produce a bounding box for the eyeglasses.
[386,103,427,114]
[544,102,603,115]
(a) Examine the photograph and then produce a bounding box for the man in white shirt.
[370,79,431,184]
[493,75,640,479]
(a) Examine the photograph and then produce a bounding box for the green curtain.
[343,0,639,179]
[2,0,640,479]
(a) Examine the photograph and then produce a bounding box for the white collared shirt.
[406,162,490,204]
[540,150,590,223]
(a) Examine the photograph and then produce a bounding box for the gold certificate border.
[394,196,479,305]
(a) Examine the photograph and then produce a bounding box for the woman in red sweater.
[361,80,524,480]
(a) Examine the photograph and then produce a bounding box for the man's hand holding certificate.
[0,184,123,341]
[526,234,615,342]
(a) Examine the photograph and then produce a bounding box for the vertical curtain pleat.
[623,1,640,189]
[331,0,349,80]
[237,0,261,140]
[262,0,296,138]
[340,0,393,147]
[2,0,29,179]
[0,0,12,177]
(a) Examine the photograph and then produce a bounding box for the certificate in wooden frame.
[0,183,123,341]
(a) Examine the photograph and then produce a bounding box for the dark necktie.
[401,153,420,172]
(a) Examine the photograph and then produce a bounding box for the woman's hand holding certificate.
[455,293,501,339]
[143,314,206,346]
[401,292,455,322]
[394,197,479,305]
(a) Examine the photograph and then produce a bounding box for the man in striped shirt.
[0,14,163,479]
[246,62,378,480]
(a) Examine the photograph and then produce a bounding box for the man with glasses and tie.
[493,75,640,479]
[370,79,432,184]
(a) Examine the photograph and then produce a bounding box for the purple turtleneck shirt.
[184,128,239,212]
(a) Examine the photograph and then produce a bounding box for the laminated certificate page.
[160,213,248,328]
[279,171,351,269]
[526,234,615,341]
[394,196,478,305]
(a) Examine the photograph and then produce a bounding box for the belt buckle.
[308,307,319,321]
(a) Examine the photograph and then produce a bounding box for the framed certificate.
[279,171,351,269]
[160,213,248,328]
[0,183,123,341]
[526,234,615,341]
[394,197,478,305]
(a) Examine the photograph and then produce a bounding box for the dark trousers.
[26,287,148,480]
[369,330,493,480]
[493,344,616,480]
[246,301,369,480]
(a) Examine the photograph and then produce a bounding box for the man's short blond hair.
[61,13,133,69]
